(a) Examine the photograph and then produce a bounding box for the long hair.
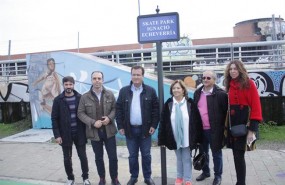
[170,79,188,98]
[224,60,250,91]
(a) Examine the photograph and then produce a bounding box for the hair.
[62,76,75,84]
[91,71,104,79]
[203,70,217,81]
[170,79,188,97]
[47,58,55,64]
[131,65,145,76]
[224,60,250,91]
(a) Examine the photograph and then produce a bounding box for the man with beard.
[52,76,91,185]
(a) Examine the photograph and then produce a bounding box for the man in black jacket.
[51,76,90,185]
[193,71,228,185]
[116,66,159,185]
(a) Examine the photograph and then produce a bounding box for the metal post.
[77,32,80,53]
[157,42,167,185]
[154,6,167,184]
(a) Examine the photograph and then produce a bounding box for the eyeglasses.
[202,76,212,80]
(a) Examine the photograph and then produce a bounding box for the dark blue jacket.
[116,82,159,138]
[51,90,87,146]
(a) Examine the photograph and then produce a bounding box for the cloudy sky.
[0,0,284,55]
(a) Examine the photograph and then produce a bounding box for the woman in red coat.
[224,60,262,185]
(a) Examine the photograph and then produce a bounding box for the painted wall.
[1,51,285,132]
[26,52,173,131]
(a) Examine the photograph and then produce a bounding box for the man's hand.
[55,137,62,145]
[119,129,125,135]
[94,120,102,128]
[101,116,110,126]
[149,127,156,135]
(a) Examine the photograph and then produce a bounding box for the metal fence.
[91,40,285,76]
[1,40,285,80]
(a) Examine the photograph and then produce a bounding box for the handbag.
[227,95,248,137]
[230,124,247,137]
[192,146,206,171]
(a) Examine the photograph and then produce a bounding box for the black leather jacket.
[115,82,159,138]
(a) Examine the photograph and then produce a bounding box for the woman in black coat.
[158,80,200,185]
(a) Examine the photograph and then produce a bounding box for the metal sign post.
[137,6,180,185]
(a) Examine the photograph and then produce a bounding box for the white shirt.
[130,84,143,125]
[170,97,190,148]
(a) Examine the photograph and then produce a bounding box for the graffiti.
[0,82,29,102]
[2,51,285,129]
[183,71,285,97]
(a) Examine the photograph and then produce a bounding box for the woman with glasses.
[158,79,199,185]
[224,60,262,185]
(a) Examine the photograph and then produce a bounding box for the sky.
[0,0,284,55]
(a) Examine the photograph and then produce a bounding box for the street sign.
[137,12,180,43]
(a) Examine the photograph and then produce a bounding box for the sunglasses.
[202,76,212,80]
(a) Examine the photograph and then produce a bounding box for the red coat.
[229,79,262,122]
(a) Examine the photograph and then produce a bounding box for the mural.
[182,71,285,97]
[26,51,173,130]
[1,51,285,130]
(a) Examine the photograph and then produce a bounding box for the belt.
[131,125,142,127]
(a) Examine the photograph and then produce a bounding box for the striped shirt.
[65,95,78,134]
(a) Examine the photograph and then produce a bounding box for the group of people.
[51,60,262,185]
[52,66,159,185]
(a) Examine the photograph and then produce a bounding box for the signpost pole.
[156,40,167,185]
[137,7,180,184]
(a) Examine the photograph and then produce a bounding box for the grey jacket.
[77,86,117,141]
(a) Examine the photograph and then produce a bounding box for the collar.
[202,86,213,94]
[173,96,186,105]
[131,84,142,91]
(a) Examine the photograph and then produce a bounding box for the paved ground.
[0,130,285,185]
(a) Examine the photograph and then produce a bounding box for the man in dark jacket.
[51,76,90,185]
[193,71,228,185]
[116,66,159,185]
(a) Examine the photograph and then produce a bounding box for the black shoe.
[98,178,106,185]
[144,178,155,185]
[196,173,210,181]
[212,178,222,185]
[111,178,121,185]
[127,178,138,185]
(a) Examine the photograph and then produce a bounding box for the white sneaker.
[66,179,75,185]
[83,179,91,185]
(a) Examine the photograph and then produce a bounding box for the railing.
[91,40,285,75]
[1,40,285,81]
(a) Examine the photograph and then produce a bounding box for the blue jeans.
[200,129,223,179]
[91,134,118,180]
[175,147,192,182]
[126,126,152,179]
[62,134,89,181]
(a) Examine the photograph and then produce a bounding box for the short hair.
[91,71,104,79]
[203,70,217,80]
[62,76,75,84]
[47,58,55,64]
[170,79,188,97]
[131,65,145,76]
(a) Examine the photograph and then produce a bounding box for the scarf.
[175,100,185,150]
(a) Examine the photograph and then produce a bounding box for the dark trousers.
[62,135,89,181]
[232,149,246,185]
[200,129,223,179]
[126,126,152,179]
[91,134,118,180]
